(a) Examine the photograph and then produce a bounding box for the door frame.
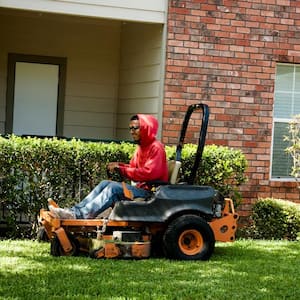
[5,53,67,136]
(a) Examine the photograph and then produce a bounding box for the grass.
[0,239,299,300]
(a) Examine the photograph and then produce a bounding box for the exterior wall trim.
[0,0,166,24]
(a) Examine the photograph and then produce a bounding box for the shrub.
[178,144,247,206]
[247,198,300,240]
[0,135,247,237]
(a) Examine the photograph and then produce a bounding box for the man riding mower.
[39,103,238,260]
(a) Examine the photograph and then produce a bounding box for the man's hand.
[107,162,119,172]
[107,162,124,182]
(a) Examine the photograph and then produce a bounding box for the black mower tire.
[50,232,79,257]
[163,214,215,261]
[36,226,49,242]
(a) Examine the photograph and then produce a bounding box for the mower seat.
[168,160,182,184]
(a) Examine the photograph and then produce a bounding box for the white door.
[13,62,59,136]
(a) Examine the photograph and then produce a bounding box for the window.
[6,54,66,137]
[271,63,300,179]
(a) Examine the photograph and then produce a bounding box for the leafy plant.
[179,144,247,206]
[0,136,247,238]
[247,198,300,240]
[0,136,131,237]
[285,114,300,185]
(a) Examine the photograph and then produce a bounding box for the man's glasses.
[129,126,140,131]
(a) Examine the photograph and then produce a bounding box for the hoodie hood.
[137,114,158,147]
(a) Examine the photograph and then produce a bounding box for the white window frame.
[270,63,300,181]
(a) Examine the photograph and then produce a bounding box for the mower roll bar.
[175,103,209,185]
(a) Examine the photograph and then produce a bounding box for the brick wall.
[163,0,300,220]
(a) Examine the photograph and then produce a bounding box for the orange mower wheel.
[178,229,204,256]
[163,214,215,261]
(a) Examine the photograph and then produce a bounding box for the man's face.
[129,120,140,142]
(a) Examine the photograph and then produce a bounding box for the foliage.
[246,198,300,240]
[179,144,248,206]
[0,135,247,238]
[285,114,300,185]
[0,239,299,299]
[0,136,135,237]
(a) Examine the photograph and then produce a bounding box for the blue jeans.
[71,180,150,219]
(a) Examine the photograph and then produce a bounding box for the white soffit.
[0,0,167,23]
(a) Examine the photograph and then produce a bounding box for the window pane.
[274,91,293,118]
[272,122,292,178]
[275,65,294,91]
[13,62,58,136]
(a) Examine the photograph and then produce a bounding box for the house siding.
[0,43,6,133]
[0,8,164,141]
[0,85,5,133]
[0,12,121,140]
[117,23,164,140]
[163,0,300,219]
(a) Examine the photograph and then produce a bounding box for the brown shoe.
[48,206,60,219]
[48,198,59,208]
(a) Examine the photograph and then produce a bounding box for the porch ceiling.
[0,0,167,24]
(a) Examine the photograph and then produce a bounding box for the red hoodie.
[119,114,169,189]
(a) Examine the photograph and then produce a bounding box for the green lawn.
[0,239,299,300]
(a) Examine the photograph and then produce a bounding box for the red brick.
[164,0,300,219]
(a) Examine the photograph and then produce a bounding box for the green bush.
[0,135,247,237]
[247,198,300,240]
[169,144,247,206]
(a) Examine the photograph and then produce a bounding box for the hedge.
[246,198,300,241]
[0,135,247,237]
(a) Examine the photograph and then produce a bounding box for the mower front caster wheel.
[50,233,79,257]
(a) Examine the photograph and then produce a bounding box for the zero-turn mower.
[38,103,238,260]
